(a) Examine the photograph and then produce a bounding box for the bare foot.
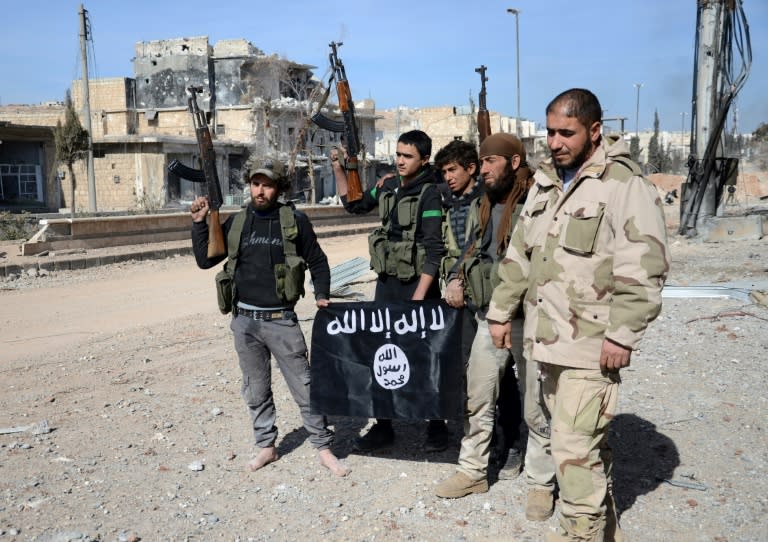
[245,446,278,471]
[318,448,351,477]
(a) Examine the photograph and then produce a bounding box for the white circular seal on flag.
[373,344,410,390]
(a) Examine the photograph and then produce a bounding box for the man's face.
[441,161,476,195]
[546,106,600,170]
[395,142,429,181]
[249,175,279,211]
[480,154,519,201]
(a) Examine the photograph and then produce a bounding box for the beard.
[485,161,516,203]
[552,141,594,171]
[251,195,278,211]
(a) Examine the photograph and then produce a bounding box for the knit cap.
[478,133,525,161]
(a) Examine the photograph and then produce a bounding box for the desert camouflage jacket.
[486,136,670,369]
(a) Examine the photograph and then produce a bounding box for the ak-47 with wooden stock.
[311,41,364,201]
[168,86,226,258]
[475,65,491,144]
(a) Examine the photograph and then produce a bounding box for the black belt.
[234,307,295,321]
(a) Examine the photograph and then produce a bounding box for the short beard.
[553,141,594,170]
[485,161,516,203]
[251,197,278,212]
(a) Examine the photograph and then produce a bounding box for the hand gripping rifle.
[168,86,226,258]
[311,41,364,201]
[475,65,491,144]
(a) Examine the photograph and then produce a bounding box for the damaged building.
[0,36,378,212]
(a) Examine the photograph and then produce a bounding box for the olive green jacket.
[486,136,670,369]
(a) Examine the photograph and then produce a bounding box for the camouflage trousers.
[520,356,556,490]
[540,364,621,542]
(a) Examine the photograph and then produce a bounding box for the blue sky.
[1,0,765,133]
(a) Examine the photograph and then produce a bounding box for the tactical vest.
[439,198,480,286]
[458,199,524,310]
[368,184,431,281]
[215,204,307,314]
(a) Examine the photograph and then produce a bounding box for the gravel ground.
[0,227,767,542]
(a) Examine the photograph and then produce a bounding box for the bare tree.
[246,56,329,203]
[53,91,89,220]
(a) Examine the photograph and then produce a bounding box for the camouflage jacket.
[486,137,670,369]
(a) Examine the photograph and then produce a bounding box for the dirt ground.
[1,220,767,541]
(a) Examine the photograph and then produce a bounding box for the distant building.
[374,105,537,163]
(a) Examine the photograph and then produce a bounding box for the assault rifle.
[168,86,225,258]
[475,65,491,144]
[311,41,363,201]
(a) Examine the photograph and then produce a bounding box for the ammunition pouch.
[215,266,236,315]
[439,215,462,286]
[274,254,306,304]
[274,205,306,303]
[387,239,425,281]
[367,228,425,281]
[460,256,499,309]
[368,227,388,275]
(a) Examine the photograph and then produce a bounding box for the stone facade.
[0,103,66,128]
[71,78,139,139]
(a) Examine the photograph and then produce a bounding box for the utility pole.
[507,8,521,138]
[79,4,97,212]
[688,0,723,229]
[634,83,643,137]
[679,0,751,235]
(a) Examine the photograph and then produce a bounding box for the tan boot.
[525,488,555,521]
[435,472,488,498]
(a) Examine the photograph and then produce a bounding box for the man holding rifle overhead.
[190,160,350,478]
[331,130,450,453]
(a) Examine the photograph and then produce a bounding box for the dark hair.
[434,140,479,171]
[546,88,602,129]
[398,130,432,159]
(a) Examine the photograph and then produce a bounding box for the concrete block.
[69,258,87,270]
[142,249,167,261]
[167,246,190,257]
[85,256,102,269]
[39,261,56,272]
[703,216,765,242]
[113,253,138,264]
[4,264,23,276]
[54,259,72,272]
[100,254,116,265]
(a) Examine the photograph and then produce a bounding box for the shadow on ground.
[609,413,680,515]
[328,417,462,464]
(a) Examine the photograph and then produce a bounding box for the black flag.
[310,299,464,421]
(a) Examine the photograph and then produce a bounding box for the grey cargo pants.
[230,314,334,451]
